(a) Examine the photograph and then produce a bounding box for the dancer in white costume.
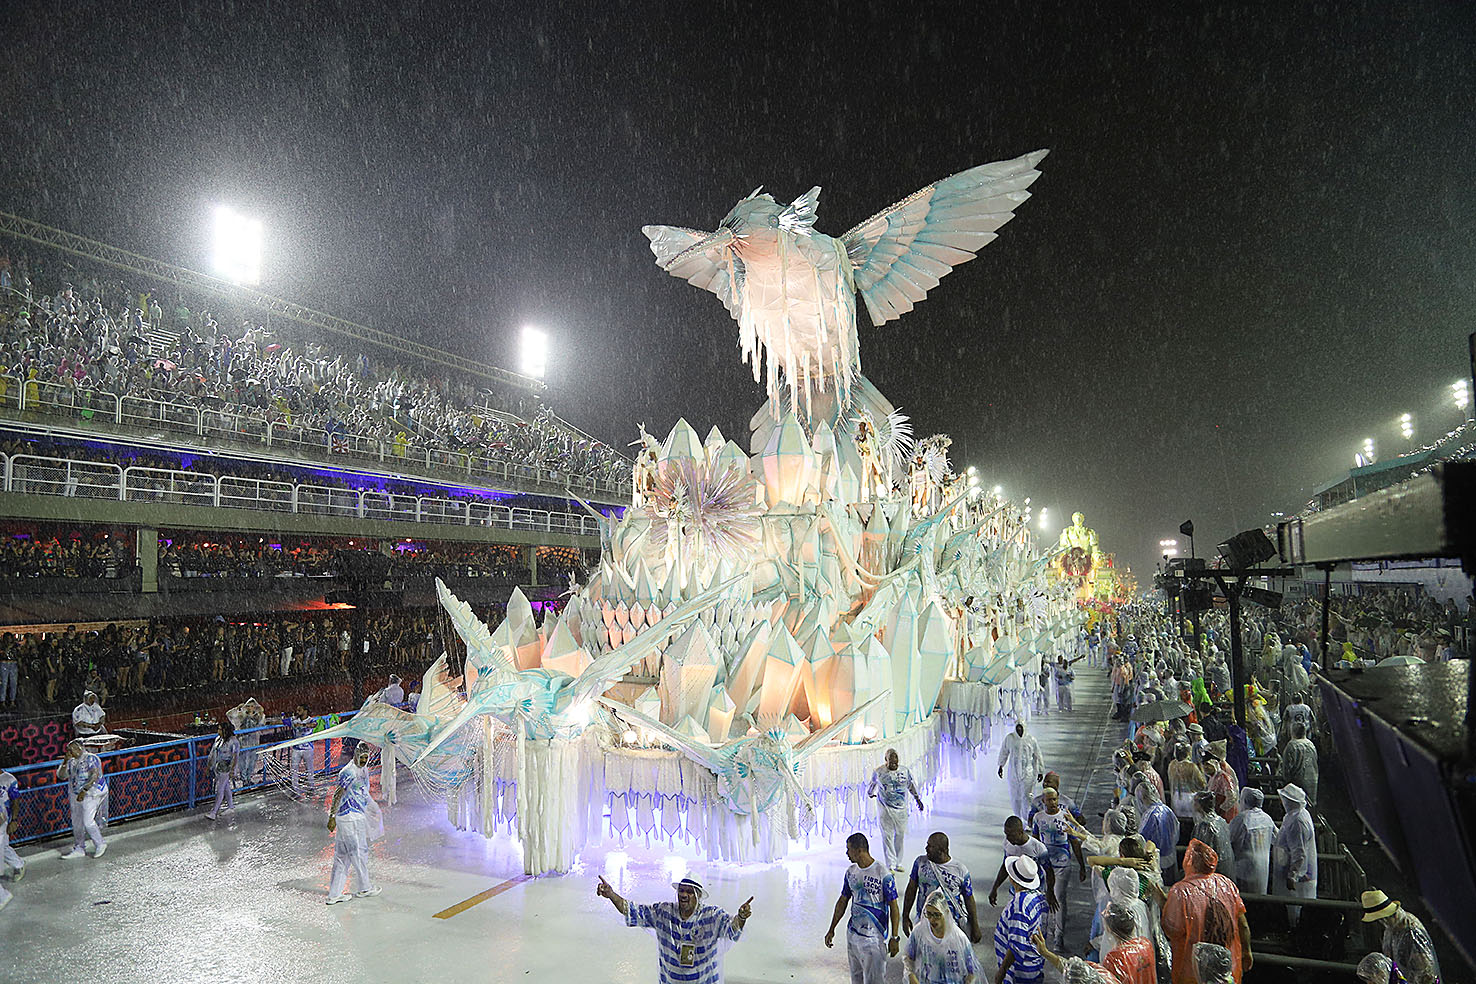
[868,748,924,872]
[826,831,901,984]
[0,761,23,912]
[996,721,1044,822]
[57,739,107,859]
[325,744,381,904]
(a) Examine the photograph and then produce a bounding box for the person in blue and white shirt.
[868,748,925,872]
[905,889,980,984]
[598,873,752,984]
[57,739,107,859]
[286,704,317,795]
[993,855,1048,984]
[903,831,981,943]
[1,756,24,912]
[325,744,380,904]
[825,831,900,984]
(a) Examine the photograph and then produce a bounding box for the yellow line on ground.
[433,875,531,919]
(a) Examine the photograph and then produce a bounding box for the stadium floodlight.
[521,326,549,379]
[1399,412,1413,441]
[1361,437,1375,463]
[968,473,979,487]
[1455,380,1470,413]
[993,484,1003,496]
[1038,507,1050,530]
[211,205,263,285]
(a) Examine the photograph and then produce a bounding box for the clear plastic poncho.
[1227,787,1273,895]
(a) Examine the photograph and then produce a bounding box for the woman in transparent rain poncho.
[903,889,979,984]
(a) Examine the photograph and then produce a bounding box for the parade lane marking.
[433,875,531,919]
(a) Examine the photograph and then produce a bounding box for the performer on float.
[854,414,887,503]
[630,426,660,508]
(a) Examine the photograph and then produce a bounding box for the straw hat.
[1361,888,1400,922]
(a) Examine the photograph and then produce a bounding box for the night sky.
[3,1,1473,574]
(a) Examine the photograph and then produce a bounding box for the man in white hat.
[825,831,900,984]
[1271,783,1317,926]
[598,873,753,984]
[1360,889,1443,984]
[993,855,1048,984]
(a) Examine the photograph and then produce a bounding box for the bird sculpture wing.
[793,691,892,763]
[841,149,1047,326]
[596,696,729,773]
[567,573,744,704]
[261,702,431,756]
[436,577,515,675]
[640,225,739,316]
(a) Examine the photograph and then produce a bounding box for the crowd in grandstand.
[0,608,464,706]
[0,526,583,586]
[0,256,629,488]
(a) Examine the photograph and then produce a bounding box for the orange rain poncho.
[1161,840,1248,984]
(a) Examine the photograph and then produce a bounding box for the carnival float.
[268,148,1086,874]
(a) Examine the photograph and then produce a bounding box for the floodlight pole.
[1318,564,1334,674]
[1212,573,1247,728]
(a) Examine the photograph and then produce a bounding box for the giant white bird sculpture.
[643,150,1047,418]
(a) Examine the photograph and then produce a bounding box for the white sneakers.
[355,886,382,898]
[60,850,86,860]
[325,895,348,905]
[93,844,106,858]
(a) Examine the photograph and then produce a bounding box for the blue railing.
[7,712,358,845]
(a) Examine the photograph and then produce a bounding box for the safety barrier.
[6,715,358,846]
[0,452,603,536]
[3,373,632,499]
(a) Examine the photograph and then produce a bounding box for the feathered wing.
[436,577,514,675]
[876,408,914,478]
[261,702,428,755]
[641,225,739,316]
[568,573,744,704]
[842,149,1048,326]
[596,697,728,772]
[793,691,891,763]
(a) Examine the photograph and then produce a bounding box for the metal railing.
[5,716,356,846]
[2,372,633,500]
[0,452,603,536]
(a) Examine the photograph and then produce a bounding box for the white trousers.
[289,747,313,793]
[1007,777,1033,822]
[1057,684,1073,711]
[846,930,887,984]
[329,814,374,899]
[69,790,106,852]
[0,826,21,905]
[879,805,908,870]
[1044,863,1071,946]
[210,772,234,815]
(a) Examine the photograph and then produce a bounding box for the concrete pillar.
[525,545,538,586]
[137,527,158,593]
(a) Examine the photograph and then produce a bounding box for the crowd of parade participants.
[1,592,1461,982]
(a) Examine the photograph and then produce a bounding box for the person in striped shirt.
[598,874,752,984]
[992,855,1048,984]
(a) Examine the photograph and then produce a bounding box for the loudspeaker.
[1217,529,1276,569]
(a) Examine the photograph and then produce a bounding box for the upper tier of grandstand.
[0,252,632,502]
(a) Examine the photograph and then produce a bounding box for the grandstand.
[0,224,625,730]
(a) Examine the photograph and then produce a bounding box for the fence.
[4,373,632,500]
[0,452,604,536]
[6,716,358,846]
